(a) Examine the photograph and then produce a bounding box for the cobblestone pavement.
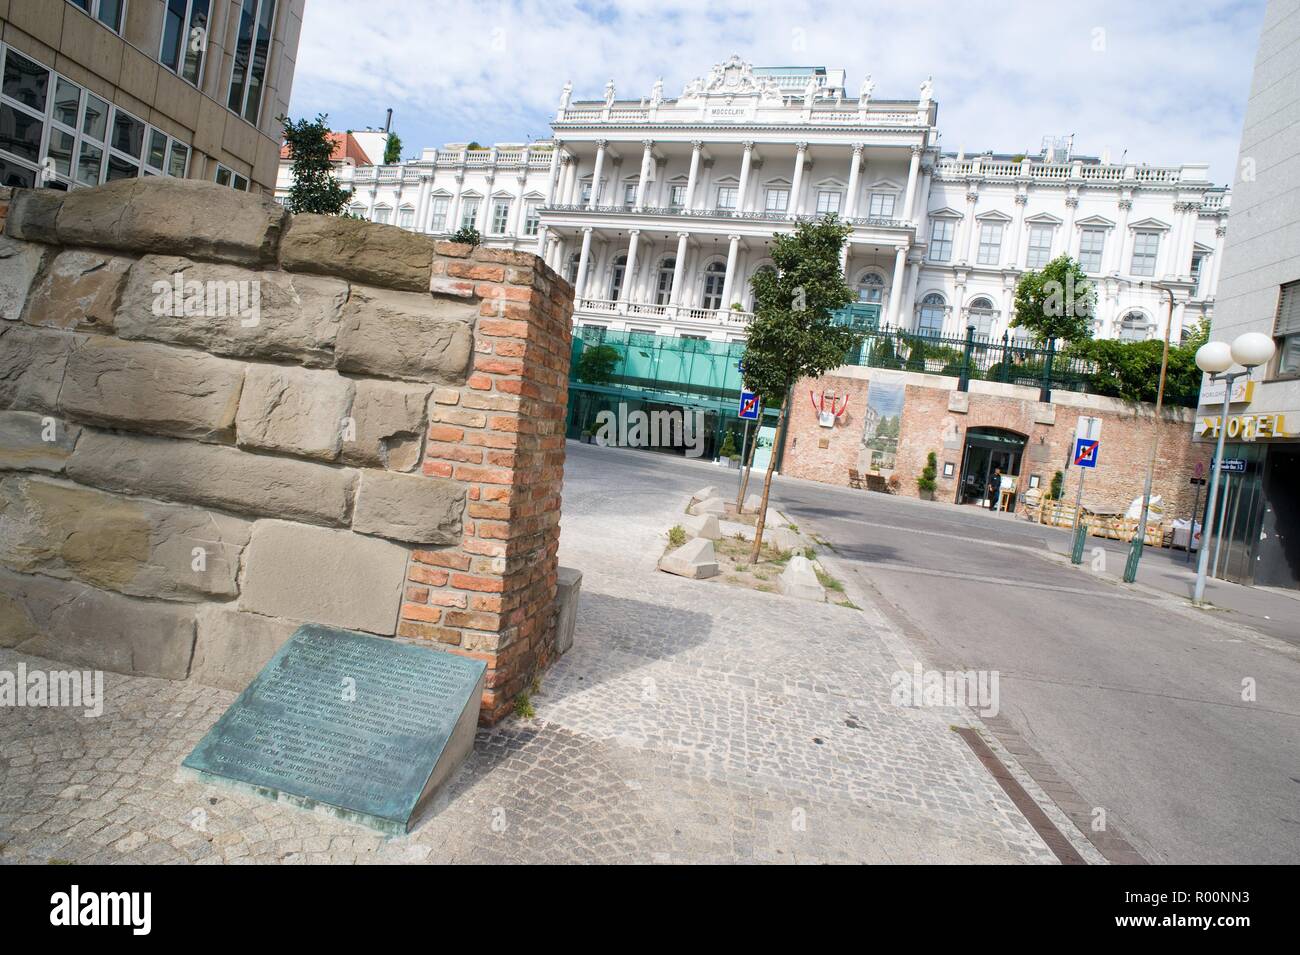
[0,443,1063,864]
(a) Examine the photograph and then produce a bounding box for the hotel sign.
[1199,379,1256,405]
[1195,412,1298,442]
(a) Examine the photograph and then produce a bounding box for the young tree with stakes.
[741,215,856,563]
[280,113,352,216]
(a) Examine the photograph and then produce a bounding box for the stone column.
[720,234,741,309]
[845,143,864,219]
[1063,195,1079,258]
[669,231,689,306]
[575,227,594,299]
[1111,197,1132,274]
[620,230,640,304]
[737,141,754,215]
[1008,192,1027,264]
[588,140,607,210]
[414,173,432,234]
[545,142,563,204]
[685,140,703,211]
[903,258,921,328]
[886,245,908,324]
[635,140,654,212]
[902,144,923,223]
[790,143,808,216]
[1209,225,1227,294]
[960,185,978,263]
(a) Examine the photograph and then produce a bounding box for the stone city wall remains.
[0,178,572,723]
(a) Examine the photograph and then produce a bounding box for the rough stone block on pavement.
[777,555,825,602]
[658,537,720,579]
[0,411,79,472]
[554,565,582,656]
[765,526,803,553]
[682,513,721,541]
[237,520,408,634]
[689,495,727,517]
[690,485,718,504]
[190,604,300,693]
[743,493,764,514]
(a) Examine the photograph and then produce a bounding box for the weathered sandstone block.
[4,188,62,243]
[336,286,474,382]
[0,325,76,413]
[190,604,299,692]
[0,235,47,320]
[21,249,133,331]
[352,470,464,545]
[340,378,430,471]
[54,179,286,265]
[0,475,250,600]
[116,255,347,365]
[0,567,195,679]
[279,213,434,291]
[59,336,245,441]
[237,520,407,634]
[66,430,356,526]
[235,364,354,460]
[0,411,79,472]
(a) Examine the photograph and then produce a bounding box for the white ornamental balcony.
[575,298,754,329]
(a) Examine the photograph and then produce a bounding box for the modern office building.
[1193,0,1299,591]
[0,0,304,194]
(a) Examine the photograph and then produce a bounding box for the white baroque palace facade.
[330,56,1230,344]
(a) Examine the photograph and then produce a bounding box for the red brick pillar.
[399,243,572,723]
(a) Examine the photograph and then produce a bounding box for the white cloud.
[291,0,1264,182]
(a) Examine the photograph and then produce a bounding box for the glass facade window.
[1026,224,1055,268]
[928,219,954,262]
[67,1,125,32]
[161,0,212,87]
[1079,228,1106,273]
[1131,231,1160,276]
[1275,281,1300,377]
[976,222,1003,265]
[215,165,250,190]
[227,0,278,125]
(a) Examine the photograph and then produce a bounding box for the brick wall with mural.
[785,368,1210,521]
[0,179,573,724]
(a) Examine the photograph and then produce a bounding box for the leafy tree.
[917,451,938,495]
[741,214,855,561]
[574,343,620,385]
[384,132,403,165]
[280,113,351,215]
[1012,255,1095,345]
[450,225,482,247]
[1048,470,1064,501]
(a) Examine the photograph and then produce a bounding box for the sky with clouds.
[290,0,1266,185]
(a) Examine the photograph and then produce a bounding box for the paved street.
[0,442,1072,865]
[770,468,1300,865]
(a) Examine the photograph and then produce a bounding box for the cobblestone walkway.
[0,445,1060,864]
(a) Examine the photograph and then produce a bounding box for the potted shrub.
[887,473,901,495]
[719,431,738,467]
[917,451,938,501]
[580,428,594,445]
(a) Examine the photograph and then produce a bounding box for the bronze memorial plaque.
[182,624,486,834]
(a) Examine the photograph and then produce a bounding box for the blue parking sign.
[1073,437,1099,469]
[738,390,760,420]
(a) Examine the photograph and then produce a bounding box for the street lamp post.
[1192,332,1276,605]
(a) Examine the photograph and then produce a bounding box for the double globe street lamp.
[1192,331,1276,604]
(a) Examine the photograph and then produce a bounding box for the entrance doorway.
[958,427,1026,509]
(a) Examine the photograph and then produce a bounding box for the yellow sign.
[1196,412,1298,442]
[1199,379,1256,405]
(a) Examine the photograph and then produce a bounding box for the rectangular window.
[215,165,250,191]
[491,198,511,234]
[1026,225,1054,268]
[1079,228,1106,273]
[67,0,125,33]
[1131,231,1159,276]
[460,198,480,230]
[161,0,212,87]
[765,188,789,213]
[1190,253,1205,296]
[622,183,637,209]
[227,0,277,125]
[669,184,687,209]
[398,207,414,229]
[928,219,954,262]
[1274,281,1300,377]
[580,182,592,205]
[372,207,390,225]
[523,200,541,236]
[977,222,1003,266]
[3,49,49,112]
[429,196,449,231]
[717,185,738,210]
[816,190,842,214]
[868,193,896,218]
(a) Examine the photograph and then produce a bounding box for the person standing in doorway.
[987,467,1002,510]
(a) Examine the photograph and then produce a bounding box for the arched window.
[857,272,885,305]
[967,296,996,338]
[609,254,628,301]
[1118,311,1150,342]
[917,292,947,337]
[655,257,676,305]
[702,261,727,310]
